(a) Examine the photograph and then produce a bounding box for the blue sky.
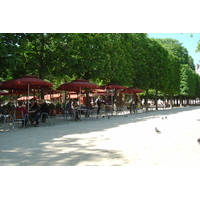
[148,33,200,65]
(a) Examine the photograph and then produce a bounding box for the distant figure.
[105,97,110,105]
[39,100,49,113]
[95,96,101,114]
[29,98,41,127]
[65,99,72,111]
[16,101,28,127]
[17,101,28,115]
[39,100,49,123]
[197,138,200,144]
[155,127,161,134]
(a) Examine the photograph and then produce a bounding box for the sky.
[148,33,200,65]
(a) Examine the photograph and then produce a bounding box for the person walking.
[95,96,101,114]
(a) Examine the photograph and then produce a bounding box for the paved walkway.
[1,106,200,166]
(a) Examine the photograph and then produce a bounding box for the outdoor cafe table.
[0,113,13,123]
[0,113,14,129]
[28,110,35,124]
[28,110,35,114]
[76,108,87,120]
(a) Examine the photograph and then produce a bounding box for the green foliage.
[0,33,200,104]
[155,38,189,65]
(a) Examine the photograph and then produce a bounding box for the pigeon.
[155,127,161,134]
[197,138,200,144]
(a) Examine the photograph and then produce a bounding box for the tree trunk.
[180,95,183,107]
[170,94,173,109]
[155,89,158,110]
[39,33,45,100]
[114,89,117,112]
[186,97,189,105]
[129,93,133,113]
[163,93,166,109]
[145,90,149,111]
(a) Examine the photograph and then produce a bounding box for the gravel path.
[1,106,200,166]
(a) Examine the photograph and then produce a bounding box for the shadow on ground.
[0,106,199,166]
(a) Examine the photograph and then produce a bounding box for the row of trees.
[0,33,199,108]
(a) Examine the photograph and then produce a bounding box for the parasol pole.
[28,83,30,111]
[64,90,66,104]
[79,87,81,105]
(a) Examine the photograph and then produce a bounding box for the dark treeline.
[0,33,199,108]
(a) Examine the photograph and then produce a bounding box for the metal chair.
[66,108,76,121]
[122,106,129,117]
[56,108,66,119]
[11,110,28,128]
[89,107,99,119]
[1,113,14,129]
[49,108,56,118]
[40,112,53,126]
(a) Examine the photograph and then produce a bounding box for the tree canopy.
[1,33,200,105]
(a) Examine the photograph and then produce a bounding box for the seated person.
[16,101,28,127]
[65,99,72,111]
[65,99,79,120]
[105,97,110,105]
[29,98,41,127]
[72,100,80,120]
[39,100,49,123]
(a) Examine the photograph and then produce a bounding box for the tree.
[145,39,171,109]
[0,33,25,80]
[155,38,189,65]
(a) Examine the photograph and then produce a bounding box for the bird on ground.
[155,127,161,134]
[197,138,200,144]
[165,116,167,119]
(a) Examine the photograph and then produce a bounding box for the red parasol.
[57,79,99,90]
[99,83,127,109]
[43,88,60,94]
[120,87,144,113]
[0,91,9,96]
[89,89,114,96]
[17,96,39,101]
[0,75,53,110]
[57,79,99,107]
[44,93,62,100]
[0,75,53,90]
[100,83,126,90]
[120,87,144,94]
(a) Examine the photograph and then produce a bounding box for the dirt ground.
[1,106,200,166]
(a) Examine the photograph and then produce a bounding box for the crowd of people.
[0,95,114,126]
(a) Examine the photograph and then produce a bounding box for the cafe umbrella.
[0,75,53,110]
[120,87,144,112]
[0,91,9,96]
[100,83,127,111]
[57,79,99,108]
[121,87,144,94]
[100,83,127,90]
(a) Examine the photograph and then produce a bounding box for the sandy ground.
[1,106,200,166]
